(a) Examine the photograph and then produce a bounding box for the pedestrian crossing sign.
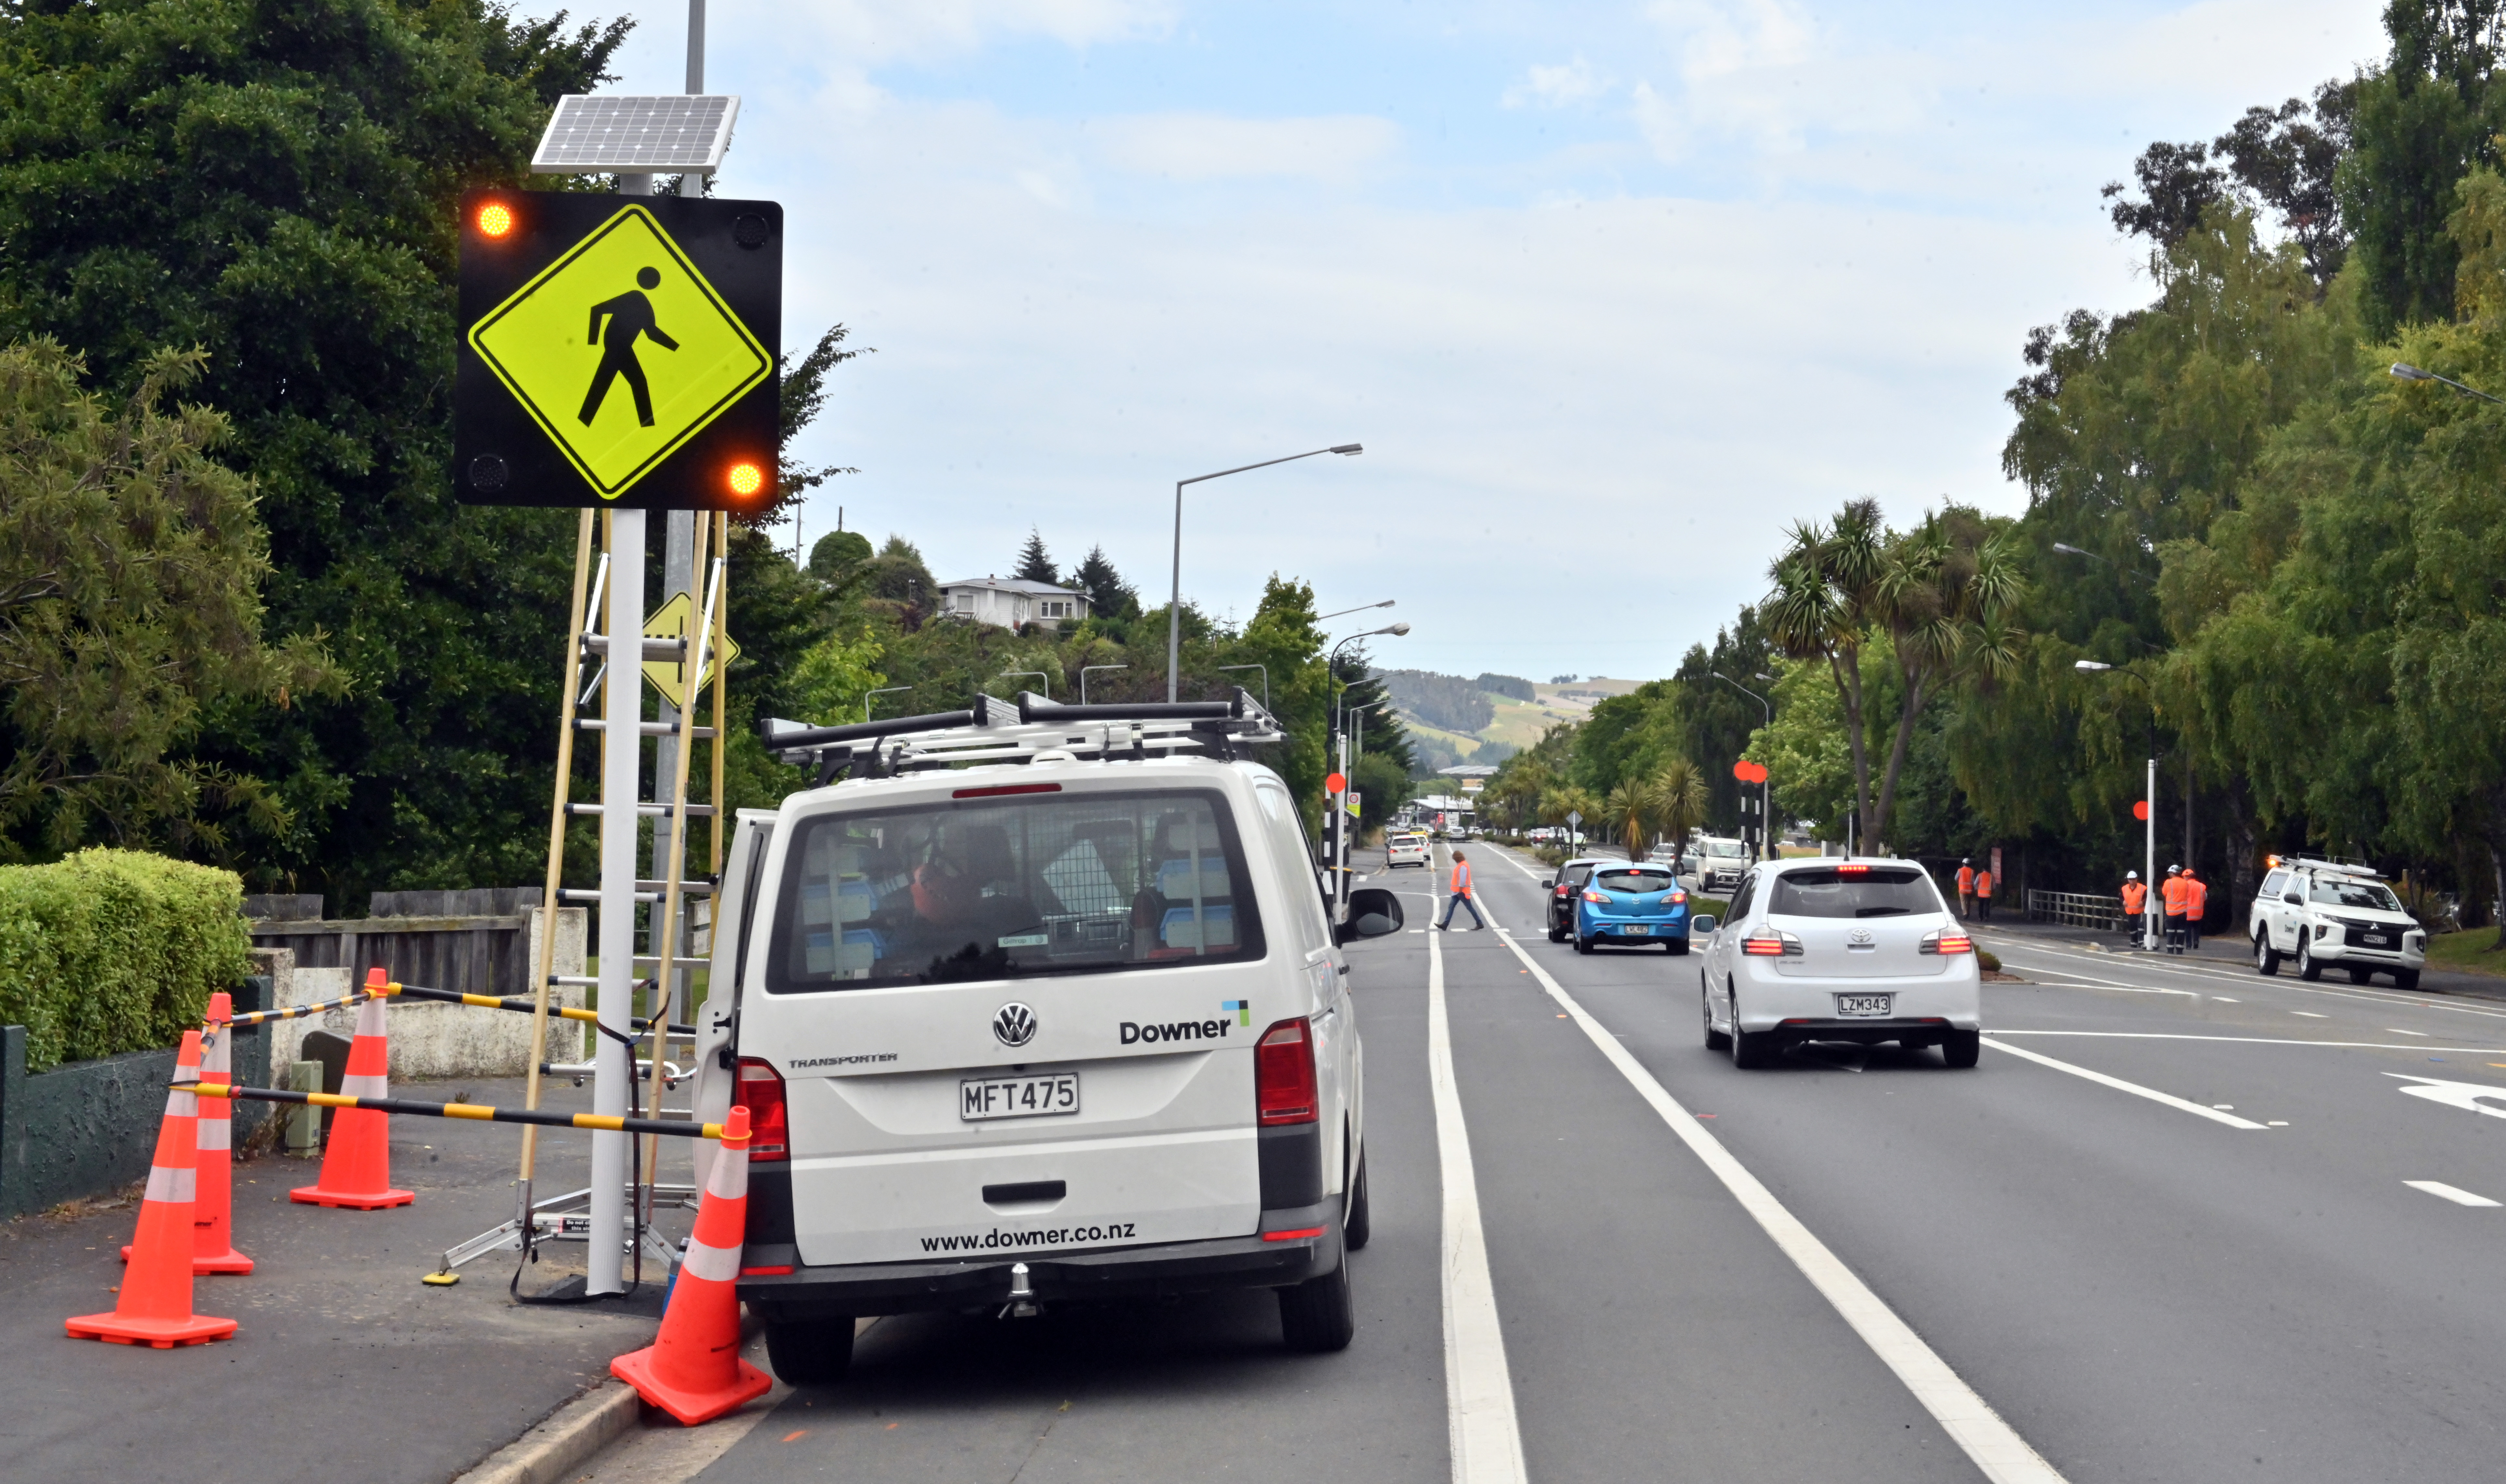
[455,191,781,510]
[640,590,741,707]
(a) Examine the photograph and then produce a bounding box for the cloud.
[1504,57,1613,110]
[1092,114,1401,184]
[789,0,1174,58]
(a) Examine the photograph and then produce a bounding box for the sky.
[597,0,2388,683]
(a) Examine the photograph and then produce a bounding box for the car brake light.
[1740,929,1804,956]
[1255,1018,1318,1126]
[1836,863,1870,874]
[1582,889,1608,903]
[1920,929,1973,955]
[736,1057,790,1161]
[1663,892,1687,906]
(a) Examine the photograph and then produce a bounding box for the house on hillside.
[938,576,1091,631]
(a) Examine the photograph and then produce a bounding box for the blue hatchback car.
[1574,860,1691,955]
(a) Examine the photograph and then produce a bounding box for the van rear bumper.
[738,1204,1341,1319]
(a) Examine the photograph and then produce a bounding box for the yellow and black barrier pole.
[219,984,386,1028]
[378,980,696,1037]
[188,1082,725,1141]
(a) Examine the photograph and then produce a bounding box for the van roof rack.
[2277,854,2379,878]
[762,688,1284,785]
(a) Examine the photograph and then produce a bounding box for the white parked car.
[2250,858,2425,988]
[1384,833,1431,869]
[693,693,1402,1385]
[1694,857,1982,1068]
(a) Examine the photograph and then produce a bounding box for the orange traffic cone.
[612,1106,772,1425]
[123,992,254,1272]
[290,969,411,1210]
[68,1031,237,1348]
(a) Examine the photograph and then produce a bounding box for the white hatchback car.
[1694,857,1981,1067]
[691,693,1402,1386]
[1384,833,1431,869]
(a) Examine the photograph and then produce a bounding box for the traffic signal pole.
[588,508,644,1296]
[2145,756,2158,952]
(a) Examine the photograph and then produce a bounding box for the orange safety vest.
[2160,877,2186,916]
[1450,859,1473,896]
[1956,865,1975,895]
[1974,870,1993,898]
[2120,881,2147,914]
[2183,876,2208,918]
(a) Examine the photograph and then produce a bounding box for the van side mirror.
[1690,913,1718,935]
[1337,888,1405,945]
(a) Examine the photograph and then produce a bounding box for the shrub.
[0,849,249,1072]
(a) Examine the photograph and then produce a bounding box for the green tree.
[0,0,629,901]
[1069,544,1139,620]
[0,341,337,859]
[1652,757,1709,857]
[1601,778,1660,861]
[1013,527,1057,586]
[2339,0,2506,338]
[807,529,873,585]
[867,535,937,605]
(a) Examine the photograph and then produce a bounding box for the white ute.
[2250,857,2426,988]
[684,691,1402,1385]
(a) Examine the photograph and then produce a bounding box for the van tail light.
[1920,929,1973,955]
[1255,1018,1318,1126]
[1740,929,1803,957]
[736,1057,790,1161]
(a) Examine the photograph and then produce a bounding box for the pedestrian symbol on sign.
[580,267,680,429]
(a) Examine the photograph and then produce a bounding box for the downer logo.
[1120,1018,1234,1045]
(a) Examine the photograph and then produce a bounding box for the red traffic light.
[1733,760,1768,784]
[1325,773,1347,795]
[2132,800,2150,820]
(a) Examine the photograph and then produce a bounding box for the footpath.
[0,1071,691,1484]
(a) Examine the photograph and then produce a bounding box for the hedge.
[0,849,250,1072]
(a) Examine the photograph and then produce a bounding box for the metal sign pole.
[589,508,646,1296]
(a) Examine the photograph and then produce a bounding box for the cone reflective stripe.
[68,1031,236,1348]
[612,1106,771,1425]
[188,993,253,1273]
[290,970,413,1210]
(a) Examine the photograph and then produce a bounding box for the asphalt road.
[661,841,2506,1482]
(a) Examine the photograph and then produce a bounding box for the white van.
[686,693,1402,1385]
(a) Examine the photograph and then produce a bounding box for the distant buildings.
[937,576,1090,631]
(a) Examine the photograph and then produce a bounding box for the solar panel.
[531,95,740,174]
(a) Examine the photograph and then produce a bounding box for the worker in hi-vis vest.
[1973,864,1995,922]
[2159,865,2187,953]
[1439,850,1486,931]
[2181,868,2208,952]
[1955,859,1976,918]
[2120,870,2148,948]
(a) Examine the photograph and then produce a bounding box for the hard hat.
[1961,857,1970,864]
[2167,864,2180,873]
[2125,870,2138,880]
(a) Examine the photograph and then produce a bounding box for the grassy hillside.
[1392,676,1643,768]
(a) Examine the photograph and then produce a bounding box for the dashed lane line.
[2404,1180,2501,1208]
[1424,852,1528,1484]
[1472,848,2067,1484]
[1978,1038,2270,1130]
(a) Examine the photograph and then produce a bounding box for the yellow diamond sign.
[641,591,740,708]
[467,205,771,499]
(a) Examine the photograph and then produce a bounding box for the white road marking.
[1984,936,2506,1021]
[2212,997,2240,1003]
[1989,1030,2506,1053]
[1475,898,2068,1483]
[1978,1038,2269,1129]
[1427,853,1528,1484]
[2385,1073,2506,1120]
[2291,1011,2329,1019]
[2404,1180,2501,1208]
[2386,1028,2427,1036]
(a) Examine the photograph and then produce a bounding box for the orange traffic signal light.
[475,201,515,238]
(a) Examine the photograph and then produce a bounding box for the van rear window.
[1768,868,1939,919]
[765,788,1265,993]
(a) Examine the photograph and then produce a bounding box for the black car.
[1545,857,1612,941]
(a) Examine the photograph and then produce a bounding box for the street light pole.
[1167,444,1362,702]
[2079,659,2158,949]
[1327,622,1409,914]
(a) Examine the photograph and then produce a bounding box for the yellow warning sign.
[641,591,740,708]
[467,205,771,499]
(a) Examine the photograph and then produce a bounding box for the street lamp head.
[2392,362,2435,381]
[1387,622,1411,636]
[2075,659,2113,671]
[1331,444,1363,455]
[1754,672,1775,682]
[2051,542,2087,557]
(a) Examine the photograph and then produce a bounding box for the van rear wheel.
[763,1316,854,1386]
[1279,1255,1355,1352]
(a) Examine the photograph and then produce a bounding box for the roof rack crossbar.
[1015,691,1239,725]
[764,709,977,752]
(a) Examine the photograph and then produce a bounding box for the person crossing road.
[1438,848,1487,931]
